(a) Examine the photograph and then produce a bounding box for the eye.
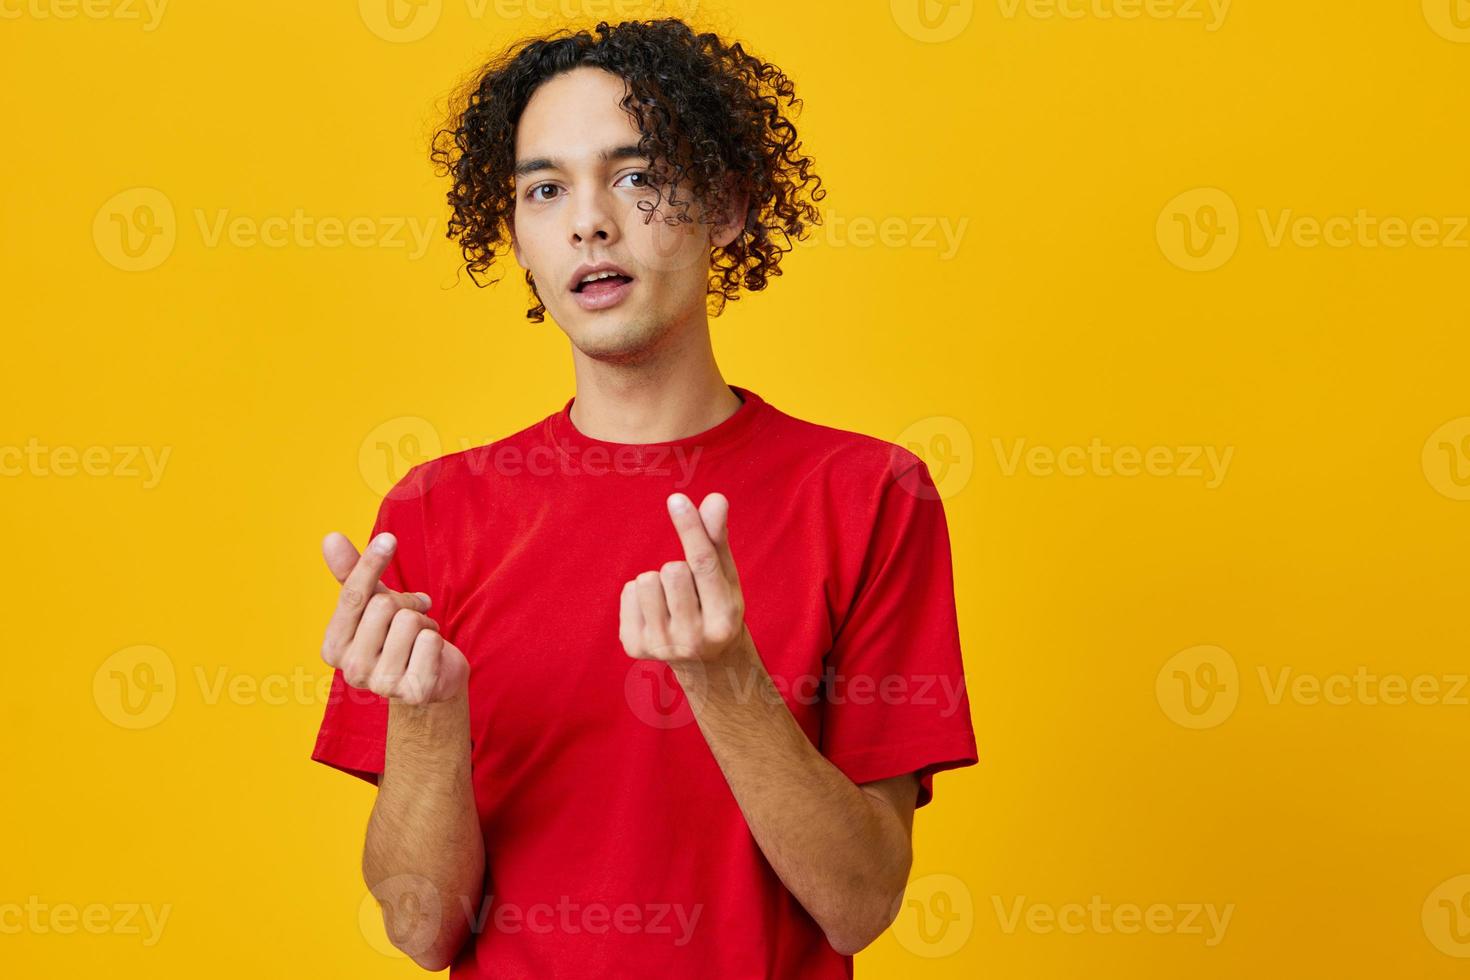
[615,171,654,190]
[526,183,560,202]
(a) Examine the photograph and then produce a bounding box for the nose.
[569,185,619,247]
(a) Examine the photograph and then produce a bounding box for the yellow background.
[4,0,1468,976]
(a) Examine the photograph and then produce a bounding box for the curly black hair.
[428,17,825,322]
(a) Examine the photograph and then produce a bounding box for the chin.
[565,313,664,362]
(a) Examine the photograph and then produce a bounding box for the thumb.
[321,531,389,593]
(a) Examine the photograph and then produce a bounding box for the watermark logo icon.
[1156,644,1238,729]
[1423,417,1470,501]
[1157,188,1239,272]
[624,661,697,729]
[893,416,974,500]
[360,416,442,499]
[360,873,442,958]
[893,872,973,957]
[1424,0,1470,42]
[891,0,974,43]
[94,187,176,272]
[93,645,176,729]
[1424,875,1470,956]
[360,0,441,42]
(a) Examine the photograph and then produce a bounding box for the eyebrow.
[512,144,648,180]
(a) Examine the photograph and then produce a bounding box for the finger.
[697,493,740,583]
[400,629,445,705]
[665,493,727,602]
[659,560,700,632]
[341,590,429,686]
[321,532,390,591]
[320,531,431,669]
[619,580,645,657]
[634,570,671,652]
[369,607,435,697]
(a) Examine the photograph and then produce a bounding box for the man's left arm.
[619,491,922,956]
[676,631,919,956]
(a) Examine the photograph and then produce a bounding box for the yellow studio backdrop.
[2,0,1467,976]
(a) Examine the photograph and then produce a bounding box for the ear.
[710,176,750,250]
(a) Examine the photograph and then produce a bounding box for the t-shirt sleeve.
[819,455,978,809]
[309,464,434,787]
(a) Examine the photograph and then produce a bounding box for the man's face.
[510,66,741,360]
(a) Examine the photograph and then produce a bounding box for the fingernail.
[372,533,396,554]
[668,493,690,513]
[416,593,432,608]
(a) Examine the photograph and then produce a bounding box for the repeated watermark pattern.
[359,873,702,959]
[995,0,1230,31]
[1158,644,1470,730]
[892,873,975,957]
[0,439,171,487]
[992,895,1234,946]
[807,209,969,260]
[623,660,969,730]
[993,437,1233,488]
[1423,0,1470,43]
[0,0,168,30]
[93,645,393,729]
[894,416,975,501]
[0,898,172,945]
[1159,187,1470,272]
[1424,416,1470,500]
[359,416,709,499]
[93,187,436,272]
[1425,875,1470,957]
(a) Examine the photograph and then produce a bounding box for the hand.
[618,492,751,667]
[320,531,469,705]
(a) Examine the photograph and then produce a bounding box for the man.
[311,18,977,977]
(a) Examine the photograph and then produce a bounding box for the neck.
[566,314,742,444]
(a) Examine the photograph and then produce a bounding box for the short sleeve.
[819,457,978,809]
[309,464,434,786]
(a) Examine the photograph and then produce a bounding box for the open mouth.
[567,265,637,312]
[573,272,635,295]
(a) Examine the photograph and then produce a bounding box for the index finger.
[664,493,729,602]
[322,532,430,644]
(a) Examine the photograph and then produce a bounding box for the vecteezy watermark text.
[992,437,1233,488]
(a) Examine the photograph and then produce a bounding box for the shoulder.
[381,411,556,502]
[760,402,930,500]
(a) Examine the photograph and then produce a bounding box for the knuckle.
[689,554,720,577]
[341,658,368,688]
[339,586,366,610]
[367,593,396,616]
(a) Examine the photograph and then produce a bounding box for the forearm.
[363,689,484,971]
[671,635,912,955]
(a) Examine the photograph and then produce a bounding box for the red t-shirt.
[311,384,978,978]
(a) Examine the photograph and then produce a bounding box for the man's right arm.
[318,530,481,971]
[364,692,484,971]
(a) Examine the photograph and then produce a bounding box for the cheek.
[626,215,711,286]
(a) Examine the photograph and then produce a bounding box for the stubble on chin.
[566,313,669,366]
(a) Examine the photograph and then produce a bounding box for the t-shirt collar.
[546,384,769,466]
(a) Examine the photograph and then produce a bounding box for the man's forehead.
[513,69,654,176]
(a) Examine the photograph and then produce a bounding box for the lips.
[564,258,635,312]
[568,261,635,294]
